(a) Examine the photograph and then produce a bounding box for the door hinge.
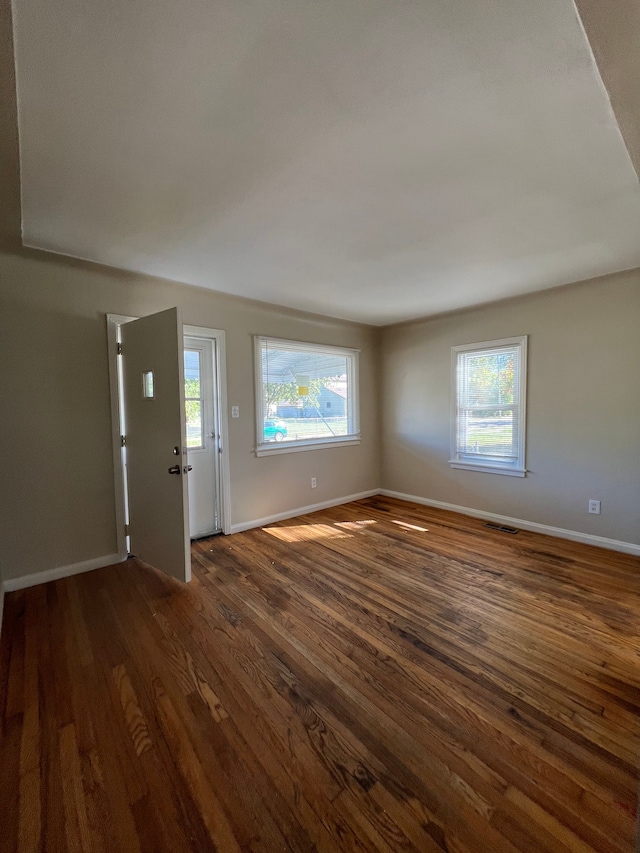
[124,523,130,536]
[120,434,127,447]
[117,341,123,355]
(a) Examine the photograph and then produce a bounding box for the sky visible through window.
[184,350,200,383]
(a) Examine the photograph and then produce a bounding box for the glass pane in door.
[184,349,204,448]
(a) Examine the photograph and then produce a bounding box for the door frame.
[107,314,231,563]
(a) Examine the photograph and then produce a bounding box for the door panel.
[121,308,190,582]
[185,337,221,539]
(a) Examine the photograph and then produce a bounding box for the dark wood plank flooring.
[1,496,638,852]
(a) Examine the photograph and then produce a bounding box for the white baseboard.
[379,490,640,556]
[2,486,633,606]
[230,490,380,534]
[3,553,124,593]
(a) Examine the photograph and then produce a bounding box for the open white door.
[121,307,191,582]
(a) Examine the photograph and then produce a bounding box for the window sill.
[449,460,526,477]
[256,435,361,457]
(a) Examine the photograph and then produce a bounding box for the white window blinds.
[451,336,527,476]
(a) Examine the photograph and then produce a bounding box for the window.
[450,336,527,476]
[142,371,154,399]
[255,337,359,455]
[184,349,204,448]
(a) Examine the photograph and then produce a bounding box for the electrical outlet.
[311,477,317,489]
[588,499,601,515]
[231,406,239,418]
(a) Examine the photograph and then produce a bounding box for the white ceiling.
[12,0,640,325]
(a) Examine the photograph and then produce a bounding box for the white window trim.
[449,335,528,477]
[254,336,360,457]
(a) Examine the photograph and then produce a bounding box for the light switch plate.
[231,406,239,418]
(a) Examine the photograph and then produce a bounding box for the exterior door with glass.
[184,336,221,538]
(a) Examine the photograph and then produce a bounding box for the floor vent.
[484,522,520,535]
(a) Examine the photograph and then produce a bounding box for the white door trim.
[107,314,136,561]
[106,315,231,559]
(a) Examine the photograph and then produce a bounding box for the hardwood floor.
[1,496,638,852]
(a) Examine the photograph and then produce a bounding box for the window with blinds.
[450,336,527,476]
[254,336,360,456]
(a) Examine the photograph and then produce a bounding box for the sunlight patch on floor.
[263,523,352,542]
[334,520,377,531]
[391,519,429,532]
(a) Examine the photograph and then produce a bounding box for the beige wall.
[380,274,640,547]
[0,252,380,581]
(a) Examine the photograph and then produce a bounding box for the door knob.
[168,465,181,475]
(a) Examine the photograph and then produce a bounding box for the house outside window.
[450,336,527,476]
[254,337,360,456]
